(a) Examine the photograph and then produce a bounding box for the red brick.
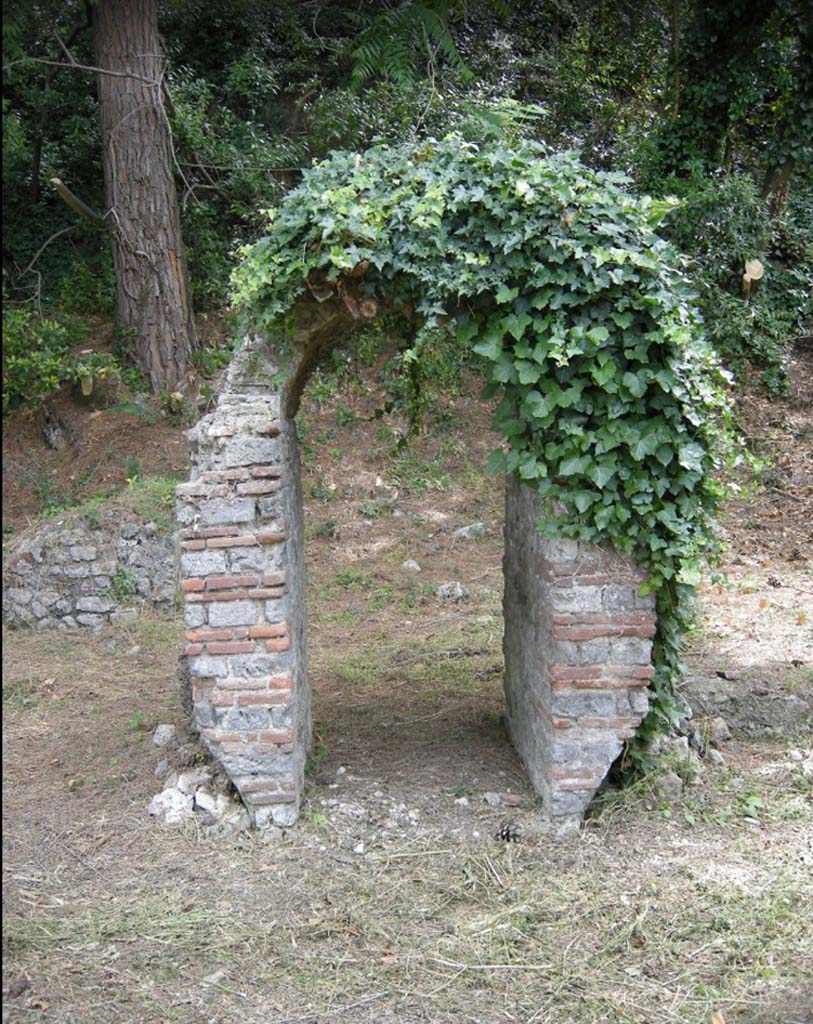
[236,480,281,496]
[184,643,205,655]
[179,525,243,540]
[181,578,205,592]
[217,676,273,691]
[552,767,600,780]
[247,587,287,599]
[236,775,295,794]
[249,792,296,805]
[236,691,291,706]
[250,465,282,478]
[576,716,641,729]
[205,641,257,655]
[200,729,244,743]
[551,613,656,627]
[256,729,293,744]
[186,627,235,642]
[207,691,236,707]
[557,779,600,791]
[254,530,285,545]
[549,666,604,682]
[550,677,652,691]
[270,674,292,689]
[552,624,655,640]
[180,539,207,551]
[205,575,261,590]
[249,623,288,639]
[206,534,258,549]
[185,589,248,603]
[262,572,287,586]
[265,637,290,653]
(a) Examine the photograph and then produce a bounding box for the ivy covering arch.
[231,136,731,752]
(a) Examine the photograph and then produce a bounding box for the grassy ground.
[3,348,813,1023]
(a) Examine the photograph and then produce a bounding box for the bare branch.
[2,57,159,85]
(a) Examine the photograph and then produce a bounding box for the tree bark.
[761,157,795,219]
[92,0,196,392]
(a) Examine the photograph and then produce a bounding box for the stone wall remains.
[175,336,308,828]
[3,513,176,629]
[502,476,656,828]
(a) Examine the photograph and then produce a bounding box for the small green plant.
[192,341,235,376]
[305,722,329,775]
[128,709,145,735]
[110,567,138,604]
[124,456,143,482]
[335,403,357,427]
[305,519,336,541]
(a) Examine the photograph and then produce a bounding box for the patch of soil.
[721,340,813,564]
[2,388,190,533]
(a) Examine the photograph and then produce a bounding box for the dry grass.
[3,603,812,1024]
[3,352,813,1023]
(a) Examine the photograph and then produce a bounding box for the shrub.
[658,173,812,394]
[1,307,137,411]
[2,308,88,411]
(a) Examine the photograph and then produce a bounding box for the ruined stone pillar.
[176,336,308,827]
[503,477,657,829]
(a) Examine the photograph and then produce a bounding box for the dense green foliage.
[660,174,813,394]
[233,136,735,740]
[1,307,133,412]
[3,0,809,402]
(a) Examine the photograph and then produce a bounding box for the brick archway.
[176,320,656,831]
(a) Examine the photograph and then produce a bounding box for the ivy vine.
[232,136,734,763]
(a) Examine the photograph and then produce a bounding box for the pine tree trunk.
[92,0,196,392]
[761,157,795,219]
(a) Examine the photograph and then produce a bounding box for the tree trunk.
[92,0,196,392]
[761,157,795,219]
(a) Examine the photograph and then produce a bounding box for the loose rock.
[436,581,468,602]
[654,771,684,802]
[148,787,194,825]
[152,723,177,748]
[453,522,486,541]
[708,716,732,747]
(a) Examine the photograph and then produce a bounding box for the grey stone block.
[221,706,272,731]
[188,654,230,677]
[208,600,257,627]
[228,546,276,574]
[180,549,228,576]
[228,654,287,677]
[221,436,280,469]
[198,497,257,527]
[548,585,604,614]
[184,604,207,628]
[609,637,652,665]
[552,638,612,666]
[70,545,97,561]
[76,613,105,628]
[76,595,117,613]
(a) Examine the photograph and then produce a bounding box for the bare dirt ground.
[2,341,812,1024]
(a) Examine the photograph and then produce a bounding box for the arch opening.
[176,317,655,831]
